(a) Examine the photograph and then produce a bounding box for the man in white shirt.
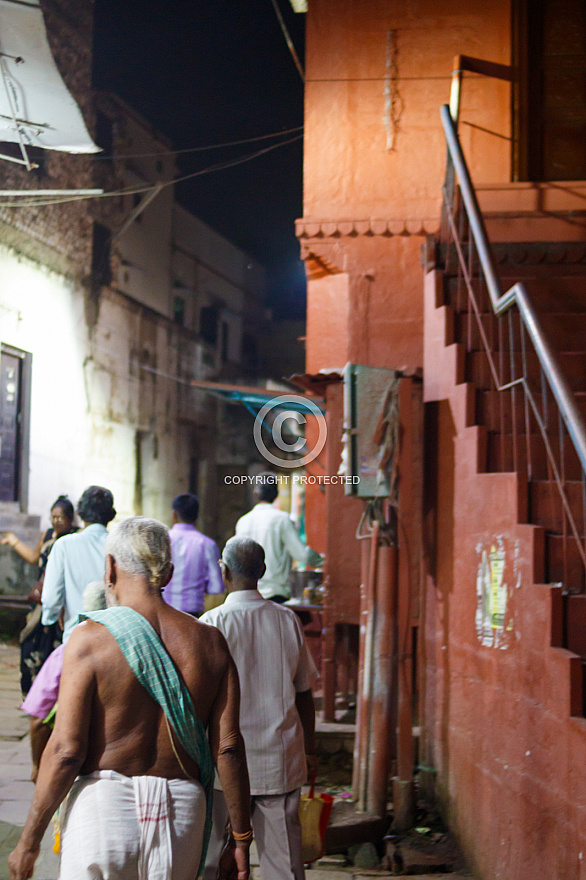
[235,476,322,602]
[41,485,116,642]
[201,536,319,880]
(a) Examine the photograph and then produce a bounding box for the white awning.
[0,0,98,154]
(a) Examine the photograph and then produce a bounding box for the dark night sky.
[93,0,307,319]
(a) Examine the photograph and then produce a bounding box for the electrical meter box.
[341,363,399,498]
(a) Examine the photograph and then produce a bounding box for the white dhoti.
[60,770,206,880]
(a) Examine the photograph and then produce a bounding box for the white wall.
[109,106,176,317]
[115,175,174,317]
[0,106,270,540]
[172,205,266,366]
[0,245,90,530]
[173,205,265,304]
[0,244,203,531]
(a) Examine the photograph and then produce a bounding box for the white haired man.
[9,517,252,880]
[201,536,319,880]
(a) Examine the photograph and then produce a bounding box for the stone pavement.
[0,640,470,880]
[0,642,58,880]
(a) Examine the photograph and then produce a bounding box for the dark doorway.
[515,0,586,180]
[0,350,23,502]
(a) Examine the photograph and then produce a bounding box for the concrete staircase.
[444,252,586,667]
[423,254,586,878]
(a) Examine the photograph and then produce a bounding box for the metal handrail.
[440,103,586,475]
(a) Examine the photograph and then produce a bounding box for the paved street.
[0,640,468,880]
[0,641,351,880]
[0,643,58,880]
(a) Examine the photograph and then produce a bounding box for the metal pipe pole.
[352,536,372,797]
[353,520,379,809]
[367,543,398,817]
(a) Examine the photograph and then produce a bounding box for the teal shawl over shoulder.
[79,606,214,877]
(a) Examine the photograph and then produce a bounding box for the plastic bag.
[299,777,334,864]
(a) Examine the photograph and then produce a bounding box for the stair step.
[530,481,585,534]
[546,534,585,592]
[445,273,586,315]
[444,263,586,313]
[455,311,586,355]
[454,310,518,352]
[498,276,586,313]
[492,245,586,274]
[486,432,584,481]
[477,390,586,433]
[468,351,586,393]
[541,313,586,353]
[566,595,586,654]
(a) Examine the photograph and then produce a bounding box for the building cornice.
[296,217,440,239]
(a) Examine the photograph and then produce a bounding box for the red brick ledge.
[295,217,441,239]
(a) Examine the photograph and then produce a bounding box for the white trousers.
[203,788,305,880]
[60,770,206,880]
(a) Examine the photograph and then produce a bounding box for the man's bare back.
[9,516,251,880]
[69,603,232,781]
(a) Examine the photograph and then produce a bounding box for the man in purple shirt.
[162,493,224,617]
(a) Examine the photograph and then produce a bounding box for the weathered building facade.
[0,0,270,588]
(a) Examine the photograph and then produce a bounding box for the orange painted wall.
[304,412,327,554]
[305,236,425,375]
[302,0,513,375]
[302,0,514,641]
[323,383,363,624]
[304,0,511,224]
[304,383,363,608]
[305,272,350,373]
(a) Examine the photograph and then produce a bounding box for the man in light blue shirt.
[41,486,116,642]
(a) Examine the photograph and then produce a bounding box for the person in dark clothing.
[2,495,79,695]
[2,495,79,780]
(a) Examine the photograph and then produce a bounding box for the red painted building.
[297,0,586,877]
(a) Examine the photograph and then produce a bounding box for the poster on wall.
[475,536,521,649]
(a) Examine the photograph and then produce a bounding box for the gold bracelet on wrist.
[231,828,254,844]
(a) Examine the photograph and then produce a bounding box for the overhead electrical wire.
[0,132,304,208]
[91,125,304,162]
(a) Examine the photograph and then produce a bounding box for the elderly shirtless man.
[9,516,252,880]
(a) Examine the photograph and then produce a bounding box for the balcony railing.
[440,100,586,590]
